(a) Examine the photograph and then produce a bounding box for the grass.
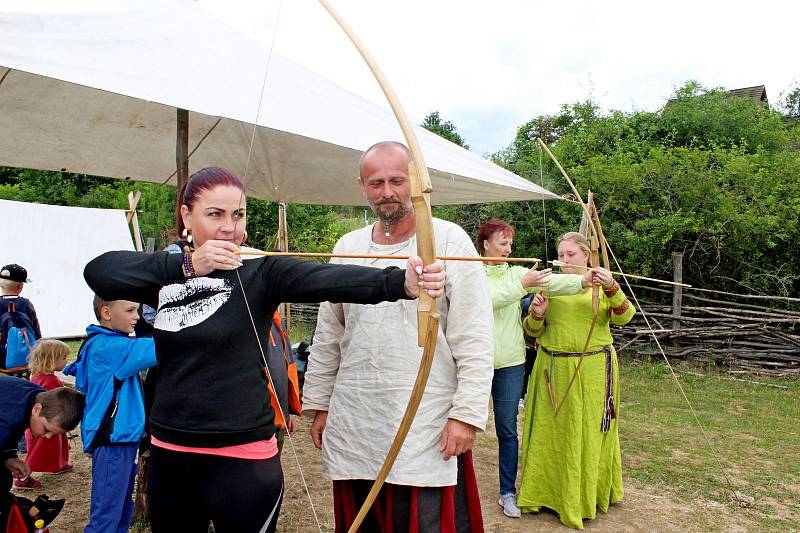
[286,321,315,344]
[57,331,798,531]
[64,339,83,363]
[618,354,800,531]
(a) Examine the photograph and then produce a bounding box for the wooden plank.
[127,191,143,252]
[672,252,683,332]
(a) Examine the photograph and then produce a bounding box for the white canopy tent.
[0,199,135,338]
[0,0,558,205]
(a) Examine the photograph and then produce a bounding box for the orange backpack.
[266,312,302,429]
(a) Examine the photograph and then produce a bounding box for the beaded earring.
[181,228,193,253]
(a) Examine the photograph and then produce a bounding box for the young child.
[18,340,74,488]
[63,296,156,533]
[0,374,83,509]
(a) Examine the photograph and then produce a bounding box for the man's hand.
[4,457,31,479]
[310,410,328,450]
[404,257,445,298]
[438,419,477,461]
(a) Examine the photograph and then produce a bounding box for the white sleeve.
[440,227,494,431]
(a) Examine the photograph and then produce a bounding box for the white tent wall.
[0,1,559,205]
[0,199,135,338]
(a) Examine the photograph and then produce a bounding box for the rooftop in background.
[665,84,770,109]
[726,85,768,105]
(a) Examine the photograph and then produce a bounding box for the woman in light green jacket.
[477,218,589,518]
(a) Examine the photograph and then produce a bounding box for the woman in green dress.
[517,232,635,529]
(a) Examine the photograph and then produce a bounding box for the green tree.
[487,82,800,297]
[421,111,469,149]
[779,85,800,118]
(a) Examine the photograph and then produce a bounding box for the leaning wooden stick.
[549,260,692,288]
[237,250,542,264]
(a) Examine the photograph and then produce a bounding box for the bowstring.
[231,0,323,530]
[538,137,744,503]
[604,240,741,499]
[538,143,549,265]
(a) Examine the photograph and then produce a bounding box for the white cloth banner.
[0,199,135,338]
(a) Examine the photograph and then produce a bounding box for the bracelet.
[182,252,196,279]
[530,311,546,321]
[603,281,620,297]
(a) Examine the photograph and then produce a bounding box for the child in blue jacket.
[64,296,156,533]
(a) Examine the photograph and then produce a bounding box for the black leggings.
[148,446,283,533]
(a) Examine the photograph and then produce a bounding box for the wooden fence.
[613,253,800,376]
[286,253,800,376]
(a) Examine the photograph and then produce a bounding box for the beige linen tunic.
[302,218,493,487]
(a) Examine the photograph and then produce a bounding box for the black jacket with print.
[84,250,409,447]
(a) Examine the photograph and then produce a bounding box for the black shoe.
[30,495,65,525]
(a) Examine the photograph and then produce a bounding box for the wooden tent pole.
[176,108,189,194]
[126,190,143,252]
[277,203,291,333]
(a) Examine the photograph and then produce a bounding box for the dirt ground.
[14,412,752,533]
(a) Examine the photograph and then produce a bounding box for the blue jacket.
[0,374,44,461]
[64,325,156,452]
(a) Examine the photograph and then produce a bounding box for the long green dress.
[518,286,635,529]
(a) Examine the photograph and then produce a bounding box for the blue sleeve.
[113,338,157,379]
[63,362,77,376]
[1,416,20,461]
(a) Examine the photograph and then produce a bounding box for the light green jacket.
[485,264,583,369]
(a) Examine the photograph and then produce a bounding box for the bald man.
[304,141,492,532]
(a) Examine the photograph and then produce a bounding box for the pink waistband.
[151,435,278,460]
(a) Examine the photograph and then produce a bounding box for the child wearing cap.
[0,263,42,373]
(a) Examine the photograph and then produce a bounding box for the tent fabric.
[0,199,135,338]
[0,0,559,205]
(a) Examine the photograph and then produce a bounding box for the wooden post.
[277,203,291,333]
[132,449,150,520]
[126,191,143,252]
[176,108,189,194]
[145,237,155,253]
[672,252,684,332]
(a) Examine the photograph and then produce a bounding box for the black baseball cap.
[0,264,31,283]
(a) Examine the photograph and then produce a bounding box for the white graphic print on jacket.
[155,277,233,332]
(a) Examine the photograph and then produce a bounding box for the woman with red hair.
[476,218,589,519]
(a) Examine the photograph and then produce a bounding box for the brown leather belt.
[540,344,617,432]
[540,346,606,358]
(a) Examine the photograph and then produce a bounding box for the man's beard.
[373,198,411,228]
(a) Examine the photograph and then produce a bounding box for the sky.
[178,1,798,155]
[195,0,799,155]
